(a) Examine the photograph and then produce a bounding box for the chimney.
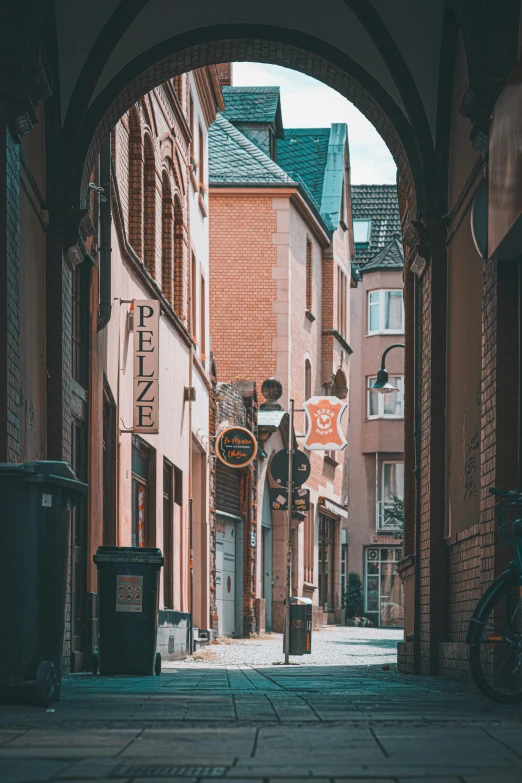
[216,63,233,87]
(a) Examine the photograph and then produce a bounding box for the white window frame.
[367,375,404,419]
[381,461,404,505]
[367,289,404,335]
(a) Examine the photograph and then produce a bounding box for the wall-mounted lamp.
[367,343,405,394]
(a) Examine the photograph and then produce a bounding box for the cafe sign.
[133,300,160,433]
[303,396,347,451]
[216,426,257,468]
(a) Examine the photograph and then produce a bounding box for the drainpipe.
[413,273,422,674]
[98,136,112,331]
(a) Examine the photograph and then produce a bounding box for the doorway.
[261,481,273,631]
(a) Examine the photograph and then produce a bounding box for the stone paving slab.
[1,629,522,782]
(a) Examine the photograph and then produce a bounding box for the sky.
[233,62,397,186]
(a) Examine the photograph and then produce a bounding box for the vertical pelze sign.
[133,300,159,433]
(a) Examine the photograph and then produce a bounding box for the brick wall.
[209,192,279,388]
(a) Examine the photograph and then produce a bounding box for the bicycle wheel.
[469,571,522,702]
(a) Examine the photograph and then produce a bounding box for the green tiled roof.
[351,184,402,268]
[277,129,331,210]
[221,86,284,136]
[209,114,293,185]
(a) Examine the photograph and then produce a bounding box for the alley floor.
[1,628,522,783]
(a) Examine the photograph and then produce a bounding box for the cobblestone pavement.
[1,627,522,783]
[179,627,402,667]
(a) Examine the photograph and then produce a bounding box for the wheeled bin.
[93,546,164,676]
[0,461,87,706]
[289,596,312,655]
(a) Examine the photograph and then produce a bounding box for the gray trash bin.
[0,461,87,706]
[289,596,312,655]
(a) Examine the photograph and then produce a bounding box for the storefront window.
[365,547,404,627]
[318,515,335,610]
[132,438,154,547]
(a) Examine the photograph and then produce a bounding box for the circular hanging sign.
[216,426,258,468]
[270,448,311,487]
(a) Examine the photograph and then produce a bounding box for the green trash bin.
[289,597,313,655]
[0,461,87,706]
[93,546,164,676]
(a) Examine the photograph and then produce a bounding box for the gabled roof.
[351,184,402,267]
[277,128,330,211]
[277,125,348,231]
[221,86,284,137]
[359,235,404,274]
[209,114,293,185]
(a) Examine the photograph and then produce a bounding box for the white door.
[216,517,236,636]
[216,540,224,637]
[222,520,236,636]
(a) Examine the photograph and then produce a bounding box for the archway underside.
[77,36,418,223]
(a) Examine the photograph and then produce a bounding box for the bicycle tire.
[469,569,522,703]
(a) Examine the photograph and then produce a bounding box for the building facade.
[64,69,224,668]
[347,185,405,628]
[209,77,353,631]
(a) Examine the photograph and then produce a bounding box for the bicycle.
[467,488,522,702]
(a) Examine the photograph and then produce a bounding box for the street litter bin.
[93,546,164,676]
[0,461,87,707]
[289,596,312,655]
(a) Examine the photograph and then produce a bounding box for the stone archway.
[67,26,425,224]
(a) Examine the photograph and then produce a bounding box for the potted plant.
[344,572,363,621]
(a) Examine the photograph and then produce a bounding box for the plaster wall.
[347,267,404,597]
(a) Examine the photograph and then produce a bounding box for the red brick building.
[209,79,354,630]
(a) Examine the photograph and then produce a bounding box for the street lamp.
[367,343,405,394]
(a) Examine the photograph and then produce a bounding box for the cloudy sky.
[233,62,397,186]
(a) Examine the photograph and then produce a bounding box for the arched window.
[161,170,174,304]
[305,358,312,402]
[127,106,143,256]
[143,134,156,278]
[173,195,184,317]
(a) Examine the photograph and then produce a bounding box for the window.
[198,124,205,188]
[365,547,404,627]
[102,384,117,546]
[304,358,312,402]
[340,529,347,606]
[337,267,347,337]
[368,290,404,334]
[200,273,206,360]
[318,515,336,611]
[132,438,155,547]
[191,253,197,340]
[72,264,89,388]
[163,460,174,608]
[304,503,315,584]
[353,219,372,245]
[383,462,404,504]
[367,376,404,418]
[306,237,313,311]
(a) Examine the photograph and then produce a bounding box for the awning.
[318,497,348,520]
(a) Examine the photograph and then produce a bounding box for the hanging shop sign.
[133,300,160,433]
[269,448,311,487]
[302,396,347,451]
[269,487,310,512]
[216,426,258,468]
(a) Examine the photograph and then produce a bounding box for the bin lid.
[94,546,164,566]
[0,461,88,494]
[290,596,313,605]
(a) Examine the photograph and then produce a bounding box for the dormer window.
[353,219,372,246]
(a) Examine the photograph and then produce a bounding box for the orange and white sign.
[302,396,347,451]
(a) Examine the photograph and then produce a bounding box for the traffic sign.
[269,448,311,487]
